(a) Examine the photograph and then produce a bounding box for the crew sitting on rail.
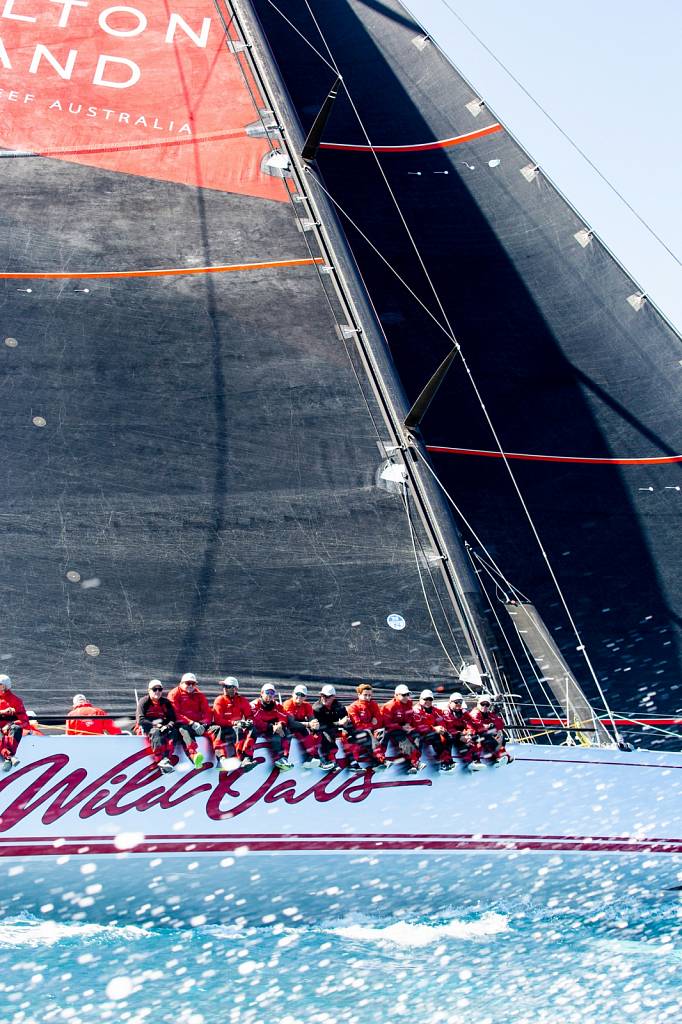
[312,684,351,771]
[345,683,387,770]
[65,694,122,736]
[210,677,254,772]
[380,684,425,773]
[135,680,178,774]
[241,684,294,772]
[441,692,477,768]
[468,694,512,766]
[167,672,213,770]
[282,684,321,768]
[0,674,29,772]
[413,689,454,771]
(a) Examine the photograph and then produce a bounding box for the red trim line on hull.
[319,123,503,153]
[1,836,681,857]
[0,257,324,281]
[426,445,682,465]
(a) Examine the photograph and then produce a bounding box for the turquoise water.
[1,900,680,1024]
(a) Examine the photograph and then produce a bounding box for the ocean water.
[1,899,680,1024]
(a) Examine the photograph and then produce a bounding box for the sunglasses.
[480,702,491,707]
[150,687,163,693]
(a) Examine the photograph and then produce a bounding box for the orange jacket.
[0,690,29,730]
[167,686,212,726]
[282,698,316,722]
[212,693,252,727]
[66,702,122,736]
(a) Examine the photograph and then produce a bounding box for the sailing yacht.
[0,0,679,922]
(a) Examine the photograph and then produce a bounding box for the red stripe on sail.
[426,446,682,465]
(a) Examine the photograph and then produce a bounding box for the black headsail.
[249,0,682,727]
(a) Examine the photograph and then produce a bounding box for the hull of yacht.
[1,738,680,922]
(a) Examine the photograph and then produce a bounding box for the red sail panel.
[0,0,287,199]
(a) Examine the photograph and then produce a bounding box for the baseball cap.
[180,672,198,685]
[261,684,277,696]
[0,674,12,689]
[293,685,308,696]
[320,684,336,697]
[72,694,87,706]
[449,692,464,702]
[221,676,239,689]
[395,684,410,696]
[420,689,434,700]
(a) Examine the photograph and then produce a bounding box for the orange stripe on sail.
[320,123,503,154]
[0,257,324,281]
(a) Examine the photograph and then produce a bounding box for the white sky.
[402,0,682,335]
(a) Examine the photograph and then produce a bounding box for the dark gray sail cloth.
[249,0,682,710]
[0,96,478,711]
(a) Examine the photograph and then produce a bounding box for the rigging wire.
[466,550,544,739]
[405,488,468,663]
[469,547,563,729]
[435,0,682,271]
[401,485,468,679]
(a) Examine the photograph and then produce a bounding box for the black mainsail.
[0,0,498,716]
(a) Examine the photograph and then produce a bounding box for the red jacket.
[282,698,316,722]
[167,686,212,726]
[212,693,252,727]
[66,702,122,736]
[412,703,446,733]
[251,698,289,732]
[0,690,29,730]
[347,699,383,730]
[381,698,415,731]
[469,708,504,734]
[442,707,475,735]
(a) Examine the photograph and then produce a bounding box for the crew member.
[0,675,29,772]
[413,689,453,770]
[282,684,320,767]
[312,684,350,771]
[167,672,212,769]
[244,684,293,771]
[65,694,122,736]
[345,683,386,770]
[380,684,424,772]
[441,692,477,767]
[468,694,510,765]
[210,677,254,771]
[135,680,178,773]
